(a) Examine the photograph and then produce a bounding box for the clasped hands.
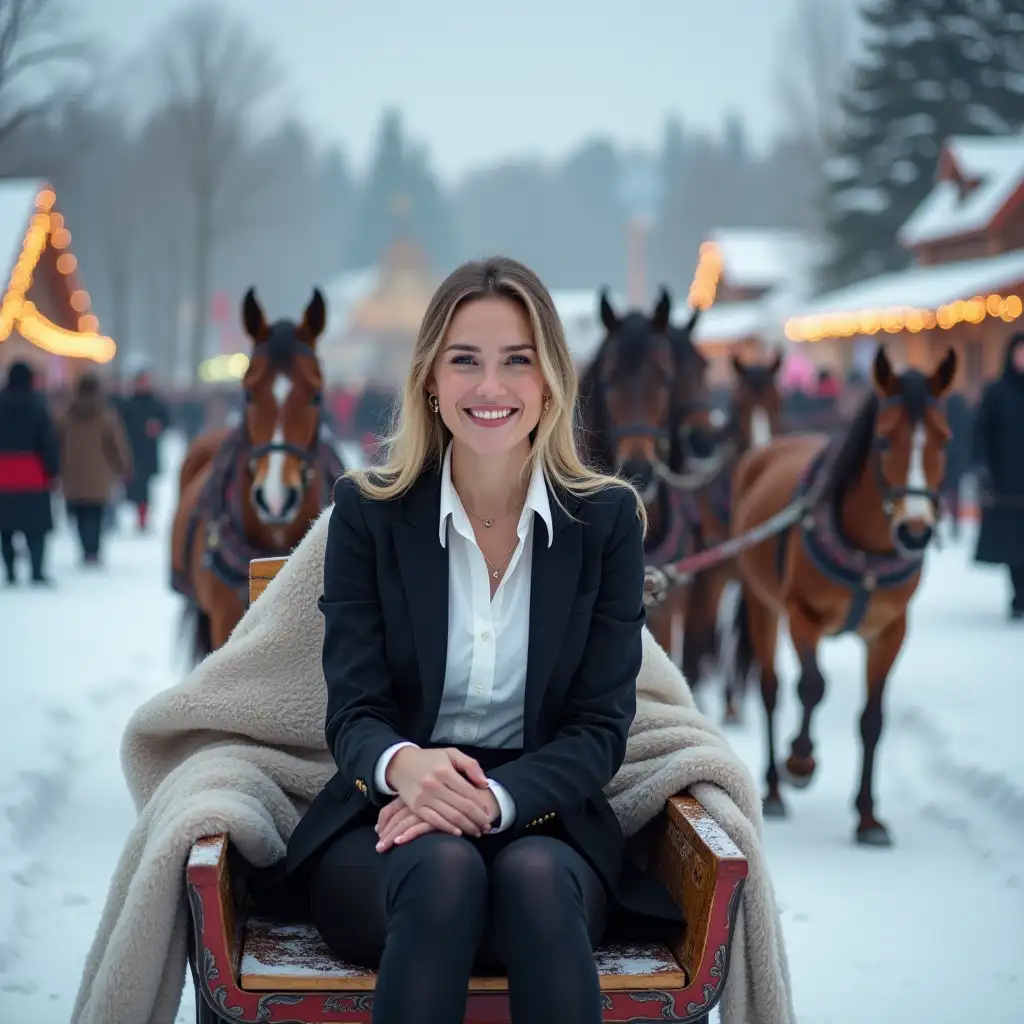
[374,746,500,853]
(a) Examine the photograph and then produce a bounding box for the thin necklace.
[483,538,520,581]
[462,498,523,529]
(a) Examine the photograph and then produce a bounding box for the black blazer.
[285,463,679,922]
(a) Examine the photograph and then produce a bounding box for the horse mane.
[821,389,879,502]
[577,345,613,472]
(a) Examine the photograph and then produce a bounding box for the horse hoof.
[723,706,741,727]
[781,756,816,789]
[855,822,893,847]
[763,794,787,819]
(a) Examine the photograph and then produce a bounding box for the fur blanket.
[72,507,795,1024]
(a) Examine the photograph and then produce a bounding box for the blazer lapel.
[524,490,582,745]
[391,470,449,726]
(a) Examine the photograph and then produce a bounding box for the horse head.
[730,351,783,451]
[869,344,957,555]
[583,286,675,501]
[240,287,327,526]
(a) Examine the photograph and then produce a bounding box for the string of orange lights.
[688,241,723,311]
[0,187,116,363]
[785,292,1023,343]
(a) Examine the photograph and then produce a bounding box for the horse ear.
[731,353,746,378]
[302,288,327,343]
[872,344,897,396]
[930,346,957,397]
[242,288,266,341]
[686,305,702,335]
[652,287,671,332]
[769,350,783,375]
[599,289,619,333]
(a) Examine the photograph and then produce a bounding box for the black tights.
[310,827,608,1024]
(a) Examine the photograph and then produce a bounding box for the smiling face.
[429,295,545,458]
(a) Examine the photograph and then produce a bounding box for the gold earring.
[543,396,550,413]
[429,394,439,413]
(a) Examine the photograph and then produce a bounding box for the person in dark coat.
[941,389,973,539]
[117,363,171,531]
[974,332,1024,619]
[0,361,60,584]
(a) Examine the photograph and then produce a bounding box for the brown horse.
[579,287,710,659]
[682,352,784,722]
[727,345,956,845]
[170,287,344,662]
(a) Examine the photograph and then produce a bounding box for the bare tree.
[0,0,93,160]
[775,0,857,223]
[149,5,284,377]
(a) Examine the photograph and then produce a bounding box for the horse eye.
[243,389,253,403]
[311,392,322,406]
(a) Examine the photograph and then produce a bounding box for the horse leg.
[854,614,905,847]
[744,587,785,817]
[681,572,715,695]
[783,606,827,788]
[207,592,245,651]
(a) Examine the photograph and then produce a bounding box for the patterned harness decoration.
[777,440,924,635]
[645,484,701,568]
[173,426,345,605]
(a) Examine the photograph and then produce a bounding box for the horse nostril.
[895,521,933,552]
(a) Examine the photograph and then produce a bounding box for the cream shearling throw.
[72,506,795,1024]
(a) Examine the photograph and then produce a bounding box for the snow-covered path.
[1,434,1022,1023]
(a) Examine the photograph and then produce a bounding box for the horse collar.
[645,485,698,566]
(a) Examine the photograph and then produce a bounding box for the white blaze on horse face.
[750,407,772,448]
[260,374,293,518]
[902,423,932,521]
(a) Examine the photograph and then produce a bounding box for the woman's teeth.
[469,408,514,420]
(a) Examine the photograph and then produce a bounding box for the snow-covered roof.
[899,134,1024,249]
[789,248,1024,320]
[0,179,45,272]
[709,228,824,292]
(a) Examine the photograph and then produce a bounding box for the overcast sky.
[80,0,854,183]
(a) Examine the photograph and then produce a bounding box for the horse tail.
[179,599,212,668]
[718,580,755,715]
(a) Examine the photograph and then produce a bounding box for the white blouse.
[374,443,553,832]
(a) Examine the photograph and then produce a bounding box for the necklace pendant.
[492,569,499,579]
[484,519,492,527]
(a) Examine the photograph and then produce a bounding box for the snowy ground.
[1,432,1022,1023]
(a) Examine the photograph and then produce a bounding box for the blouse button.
[480,630,491,641]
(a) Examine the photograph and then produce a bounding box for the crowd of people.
[0,358,170,584]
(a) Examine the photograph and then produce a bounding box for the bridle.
[241,344,324,485]
[872,395,944,521]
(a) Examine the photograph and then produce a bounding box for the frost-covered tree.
[822,0,1021,289]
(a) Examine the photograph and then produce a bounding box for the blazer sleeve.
[319,476,407,805]
[488,487,644,833]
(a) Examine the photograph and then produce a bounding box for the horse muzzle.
[252,481,302,524]
[619,457,657,499]
[893,517,934,555]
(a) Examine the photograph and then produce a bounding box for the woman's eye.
[450,355,475,365]
[508,355,531,365]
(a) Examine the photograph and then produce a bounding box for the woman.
[57,372,132,565]
[286,257,679,1024]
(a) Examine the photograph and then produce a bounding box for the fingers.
[375,799,404,833]
[418,780,492,833]
[376,809,419,851]
[394,820,435,845]
[446,748,489,787]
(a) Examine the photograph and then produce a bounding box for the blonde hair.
[346,256,645,531]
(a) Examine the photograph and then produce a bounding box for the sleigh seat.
[184,556,748,1024]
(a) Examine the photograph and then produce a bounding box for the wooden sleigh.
[185,555,749,1024]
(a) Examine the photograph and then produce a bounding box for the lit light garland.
[785,292,1023,343]
[0,187,116,362]
[688,241,723,310]
[198,352,250,382]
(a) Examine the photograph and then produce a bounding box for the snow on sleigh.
[184,555,748,1024]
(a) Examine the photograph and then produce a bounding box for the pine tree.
[822,0,1017,289]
